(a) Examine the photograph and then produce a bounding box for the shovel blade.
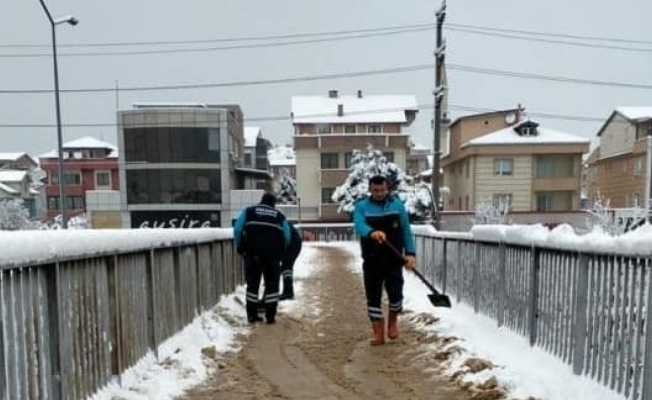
[428,293,452,308]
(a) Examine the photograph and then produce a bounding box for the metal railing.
[0,236,243,400]
[415,231,652,400]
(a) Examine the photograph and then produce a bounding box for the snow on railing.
[0,229,241,400]
[414,224,652,400]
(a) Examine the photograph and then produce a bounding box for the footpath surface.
[181,244,494,400]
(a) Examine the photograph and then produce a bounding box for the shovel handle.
[382,240,444,296]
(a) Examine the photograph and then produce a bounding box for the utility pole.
[432,0,446,230]
[647,129,652,221]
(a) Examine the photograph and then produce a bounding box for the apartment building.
[292,90,418,221]
[588,107,652,208]
[117,103,245,228]
[242,126,273,189]
[39,137,119,220]
[0,152,44,218]
[442,109,589,212]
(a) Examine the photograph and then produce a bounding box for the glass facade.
[124,127,220,163]
[126,169,221,204]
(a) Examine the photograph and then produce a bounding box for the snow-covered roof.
[0,182,18,194]
[462,121,590,148]
[39,136,118,159]
[267,146,296,167]
[0,152,27,161]
[244,127,261,148]
[291,94,418,124]
[0,170,27,182]
[617,107,652,122]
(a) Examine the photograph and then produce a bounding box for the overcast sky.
[0,0,650,156]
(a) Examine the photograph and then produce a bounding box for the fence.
[0,234,243,400]
[415,231,652,400]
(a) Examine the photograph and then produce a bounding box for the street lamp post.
[38,0,77,229]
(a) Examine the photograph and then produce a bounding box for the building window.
[126,169,222,204]
[383,152,394,163]
[345,152,354,168]
[95,171,111,189]
[536,191,572,212]
[536,193,553,211]
[65,196,84,210]
[536,155,575,178]
[344,125,356,134]
[494,158,513,176]
[492,193,513,210]
[321,153,339,169]
[47,196,58,210]
[633,193,641,207]
[369,124,382,133]
[124,127,221,163]
[244,153,252,167]
[51,171,82,185]
[317,124,331,134]
[321,188,335,203]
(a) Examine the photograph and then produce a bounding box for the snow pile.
[402,279,626,400]
[90,288,249,400]
[470,223,652,256]
[0,199,33,230]
[0,228,233,265]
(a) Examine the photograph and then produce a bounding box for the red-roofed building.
[39,136,119,220]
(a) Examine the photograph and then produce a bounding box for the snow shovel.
[382,240,452,308]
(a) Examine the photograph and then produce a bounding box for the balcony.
[532,176,579,192]
[294,134,410,150]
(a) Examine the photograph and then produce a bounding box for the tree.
[0,198,33,230]
[588,194,649,235]
[331,146,432,219]
[472,199,510,225]
[276,173,297,204]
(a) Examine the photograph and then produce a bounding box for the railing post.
[442,238,447,294]
[497,242,507,327]
[572,252,589,375]
[108,254,123,387]
[529,246,541,346]
[0,271,5,400]
[457,241,462,303]
[146,249,158,360]
[640,257,652,400]
[473,243,480,313]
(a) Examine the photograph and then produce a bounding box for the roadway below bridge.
[181,244,502,400]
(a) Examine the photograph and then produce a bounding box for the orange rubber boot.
[387,311,399,340]
[370,319,385,346]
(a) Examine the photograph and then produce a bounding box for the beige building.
[588,107,652,208]
[292,90,418,221]
[442,109,589,212]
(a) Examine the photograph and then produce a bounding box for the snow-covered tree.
[588,194,649,235]
[472,199,510,225]
[331,146,432,219]
[0,198,33,230]
[45,213,89,230]
[275,173,297,204]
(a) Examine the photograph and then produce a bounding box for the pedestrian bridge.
[1,224,651,400]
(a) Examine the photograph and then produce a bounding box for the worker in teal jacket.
[353,175,416,345]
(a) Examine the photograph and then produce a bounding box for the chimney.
[337,104,344,116]
[357,90,363,98]
[328,90,338,98]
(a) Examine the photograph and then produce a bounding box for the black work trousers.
[362,259,404,321]
[244,255,281,320]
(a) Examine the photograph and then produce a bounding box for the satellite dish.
[505,112,517,125]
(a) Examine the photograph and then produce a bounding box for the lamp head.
[67,17,78,26]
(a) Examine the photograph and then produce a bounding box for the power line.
[0,103,618,128]
[447,26,652,53]
[448,22,652,46]
[0,22,435,49]
[2,62,650,95]
[0,26,434,58]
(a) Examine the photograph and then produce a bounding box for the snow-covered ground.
[338,240,627,400]
[90,288,249,400]
[88,240,628,400]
